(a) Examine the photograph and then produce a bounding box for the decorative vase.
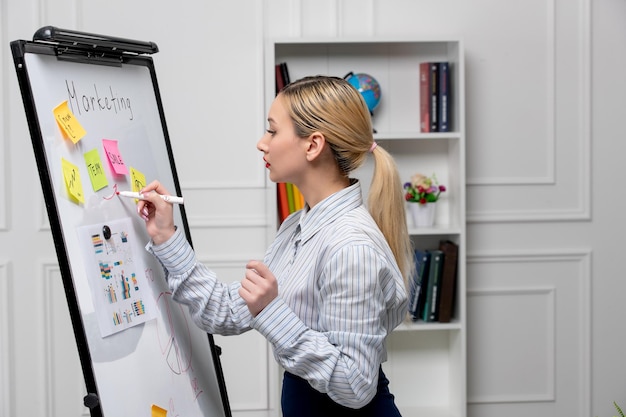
[408,202,436,227]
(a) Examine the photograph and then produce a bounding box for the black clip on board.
[10,27,232,417]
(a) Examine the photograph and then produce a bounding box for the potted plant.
[403,173,446,227]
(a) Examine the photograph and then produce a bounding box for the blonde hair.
[280,76,414,287]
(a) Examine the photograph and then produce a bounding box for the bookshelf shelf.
[265,37,466,417]
[374,131,462,141]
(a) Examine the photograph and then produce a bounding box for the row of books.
[277,183,305,223]
[274,62,300,224]
[420,61,451,133]
[409,240,459,322]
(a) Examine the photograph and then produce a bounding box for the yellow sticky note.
[151,404,167,417]
[61,158,85,203]
[130,167,146,193]
[84,149,108,191]
[53,101,87,144]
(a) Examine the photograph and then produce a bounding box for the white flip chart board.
[11,27,231,417]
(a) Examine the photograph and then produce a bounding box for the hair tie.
[369,141,378,153]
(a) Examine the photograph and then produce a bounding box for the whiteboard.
[11,34,231,417]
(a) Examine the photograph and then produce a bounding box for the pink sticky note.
[102,139,129,175]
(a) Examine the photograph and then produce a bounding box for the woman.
[138,75,413,416]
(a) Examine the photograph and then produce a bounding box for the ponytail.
[368,145,414,289]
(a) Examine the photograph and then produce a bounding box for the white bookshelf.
[264,37,466,417]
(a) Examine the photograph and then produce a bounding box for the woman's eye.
[266,129,276,135]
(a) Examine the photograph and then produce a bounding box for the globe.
[345,72,381,114]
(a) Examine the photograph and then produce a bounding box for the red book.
[277,183,290,223]
[419,62,430,132]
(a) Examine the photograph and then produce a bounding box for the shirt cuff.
[251,297,308,350]
[145,227,196,277]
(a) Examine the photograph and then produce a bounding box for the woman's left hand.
[239,260,278,317]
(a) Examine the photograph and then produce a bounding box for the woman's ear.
[305,132,326,162]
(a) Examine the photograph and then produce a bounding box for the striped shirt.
[147,180,408,409]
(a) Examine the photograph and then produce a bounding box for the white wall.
[1,1,624,417]
[589,0,626,414]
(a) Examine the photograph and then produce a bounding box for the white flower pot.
[408,202,436,227]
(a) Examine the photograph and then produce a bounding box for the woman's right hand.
[136,180,177,245]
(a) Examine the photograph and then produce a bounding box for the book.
[275,64,285,96]
[419,62,430,133]
[277,183,290,223]
[436,240,459,323]
[298,188,305,208]
[409,249,431,320]
[285,182,295,213]
[422,249,444,322]
[280,62,291,85]
[408,256,419,317]
[438,61,451,132]
[429,62,440,132]
[292,184,304,211]
[275,62,291,95]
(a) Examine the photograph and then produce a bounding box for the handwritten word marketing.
[65,80,134,120]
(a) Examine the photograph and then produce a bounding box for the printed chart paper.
[78,217,156,337]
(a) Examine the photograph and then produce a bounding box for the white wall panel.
[38,200,50,231]
[264,0,301,38]
[191,228,268,263]
[38,0,78,28]
[182,187,268,229]
[42,263,87,417]
[266,0,376,38]
[468,287,556,403]
[464,0,557,185]
[301,0,338,36]
[340,0,374,36]
[0,1,7,231]
[0,262,12,417]
[463,0,591,221]
[204,261,271,411]
[213,331,270,411]
[466,250,591,417]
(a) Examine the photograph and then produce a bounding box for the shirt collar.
[297,179,363,245]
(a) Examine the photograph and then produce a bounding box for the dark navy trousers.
[281,366,402,417]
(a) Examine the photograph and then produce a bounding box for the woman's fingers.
[239,261,278,317]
